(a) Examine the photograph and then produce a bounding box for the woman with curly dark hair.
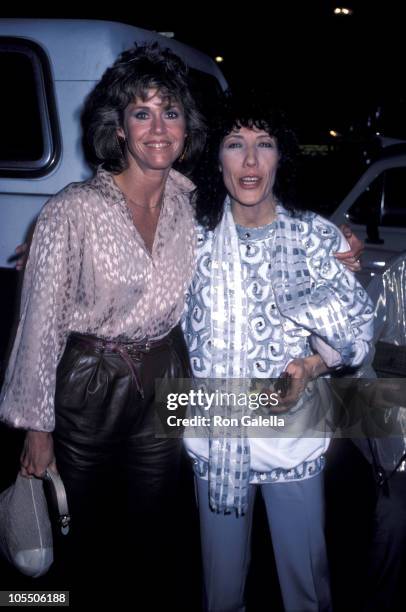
[0,42,205,602]
[182,94,374,612]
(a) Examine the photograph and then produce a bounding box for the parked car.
[330,144,406,288]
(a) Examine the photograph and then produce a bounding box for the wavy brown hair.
[82,42,206,175]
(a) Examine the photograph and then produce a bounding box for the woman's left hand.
[334,223,363,272]
[275,354,328,411]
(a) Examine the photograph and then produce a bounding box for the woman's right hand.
[20,431,58,478]
[335,224,363,272]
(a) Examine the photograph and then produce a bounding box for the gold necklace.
[125,194,162,210]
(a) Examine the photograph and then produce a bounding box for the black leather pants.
[52,325,191,604]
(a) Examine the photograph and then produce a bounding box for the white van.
[330,145,406,288]
[0,19,227,270]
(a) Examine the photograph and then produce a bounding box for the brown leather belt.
[68,332,173,399]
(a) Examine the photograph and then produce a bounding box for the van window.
[0,38,60,177]
[381,168,406,227]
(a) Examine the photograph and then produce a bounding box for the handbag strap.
[43,469,71,535]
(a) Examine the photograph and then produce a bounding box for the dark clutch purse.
[274,372,292,398]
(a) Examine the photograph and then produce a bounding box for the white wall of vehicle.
[330,154,406,288]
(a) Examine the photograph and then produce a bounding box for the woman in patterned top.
[182,94,374,612]
[0,43,205,602]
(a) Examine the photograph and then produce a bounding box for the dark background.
[3,0,405,212]
[2,0,405,140]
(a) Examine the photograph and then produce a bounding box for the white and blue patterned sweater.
[182,208,374,480]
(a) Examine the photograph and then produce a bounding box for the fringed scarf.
[208,200,355,514]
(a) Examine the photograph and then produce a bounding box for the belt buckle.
[144,340,151,353]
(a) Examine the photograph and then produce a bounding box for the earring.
[178,134,189,163]
[179,146,187,163]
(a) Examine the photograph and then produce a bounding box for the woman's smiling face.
[117,89,187,172]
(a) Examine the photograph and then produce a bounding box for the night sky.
[2,1,405,140]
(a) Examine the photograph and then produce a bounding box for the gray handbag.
[0,469,70,578]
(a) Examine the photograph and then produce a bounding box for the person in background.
[352,253,406,612]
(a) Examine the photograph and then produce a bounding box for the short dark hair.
[82,42,206,174]
[193,91,301,229]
